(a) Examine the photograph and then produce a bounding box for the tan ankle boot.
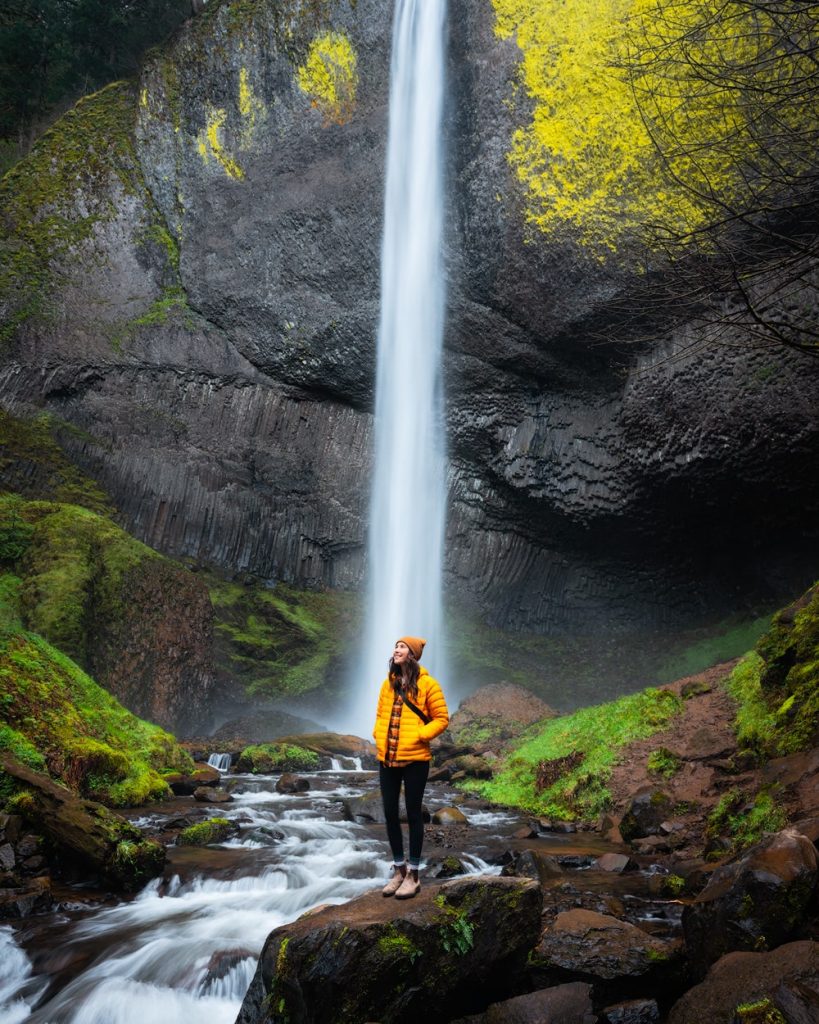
[394,869,420,900]
[382,865,406,897]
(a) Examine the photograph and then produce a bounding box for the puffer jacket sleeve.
[417,677,449,741]
[373,679,391,758]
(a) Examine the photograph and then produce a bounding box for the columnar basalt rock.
[0,0,817,650]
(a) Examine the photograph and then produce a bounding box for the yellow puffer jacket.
[373,667,449,763]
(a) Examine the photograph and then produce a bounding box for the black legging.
[379,760,430,868]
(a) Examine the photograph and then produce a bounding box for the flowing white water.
[9,772,385,1024]
[1,769,507,1023]
[207,753,232,772]
[343,0,449,735]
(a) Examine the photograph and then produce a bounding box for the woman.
[373,635,449,899]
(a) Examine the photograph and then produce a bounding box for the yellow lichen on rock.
[238,66,265,144]
[296,31,359,125]
[196,108,244,180]
[492,0,817,259]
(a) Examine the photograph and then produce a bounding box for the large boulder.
[667,941,819,1024]
[682,829,819,976]
[235,875,542,1024]
[447,683,557,751]
[341,787,429,826]
[536,909,682,981]
[619,788,676,844]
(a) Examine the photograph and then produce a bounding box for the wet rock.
[176,818,239,847]
[166,764,221,795]
[432,807,468,825]
[0,844,15,871]
[0,876,52,918]
[342,789,430,825]
[0,814,23,843]
[501,849,564,884]
[482,982,596,1023]
[245,827,286,846]
[620,787,675,843]
[21,855,47,873]
[193,786,233,803]
[15,835,40,859]
[426,855,467,879]
[682,829,819,976]
[667,941,819,1024]
[445,755,495,779]
[595,853,634,873]
[601,999,660,1023]
[202,947,255,985]
[236,876,542,1024]
[275,774,310,794]
[537,908,681,980]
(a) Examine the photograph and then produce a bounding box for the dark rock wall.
[1,0,817,642]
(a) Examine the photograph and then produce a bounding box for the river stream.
[0,765,523,1024]
[0,764,681,1023]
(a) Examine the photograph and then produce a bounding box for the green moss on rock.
[0,81,140,335]
[726,582,819,758]
[0,410,113,515]
[0,559,192,807]
[237,743,319,773]
[177,817,236,846]
[208,573,358,701]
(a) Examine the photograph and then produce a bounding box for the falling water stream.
[345,0,449,734]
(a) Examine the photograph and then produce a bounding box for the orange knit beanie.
[397,636,426,660]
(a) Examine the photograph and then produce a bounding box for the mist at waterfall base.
[334,0,449,739]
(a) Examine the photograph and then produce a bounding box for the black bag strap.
[401,694,432,724]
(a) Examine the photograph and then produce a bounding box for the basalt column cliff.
[1,0,817,643]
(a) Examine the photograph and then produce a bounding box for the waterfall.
[346,0,449,735]
[207,753,232,772]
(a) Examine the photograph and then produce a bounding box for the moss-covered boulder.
[176,817,238,846]
[682,830,819,977]
[236,876,542,1024]
[237,743,320,774]
[1,755,164,891]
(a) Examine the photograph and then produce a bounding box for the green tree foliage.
[0,0,189,159]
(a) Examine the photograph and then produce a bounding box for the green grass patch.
[471,687,683,819]
[0,576,192,806]
[706,789,787,855]
[646,747,682,778]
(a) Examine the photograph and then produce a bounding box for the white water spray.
[345,0,449,735]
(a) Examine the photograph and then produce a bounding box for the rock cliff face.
[1,0,817,647]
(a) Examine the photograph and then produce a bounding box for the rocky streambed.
[0,761,694,1024]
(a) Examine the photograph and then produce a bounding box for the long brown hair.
[389,655,420,701]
